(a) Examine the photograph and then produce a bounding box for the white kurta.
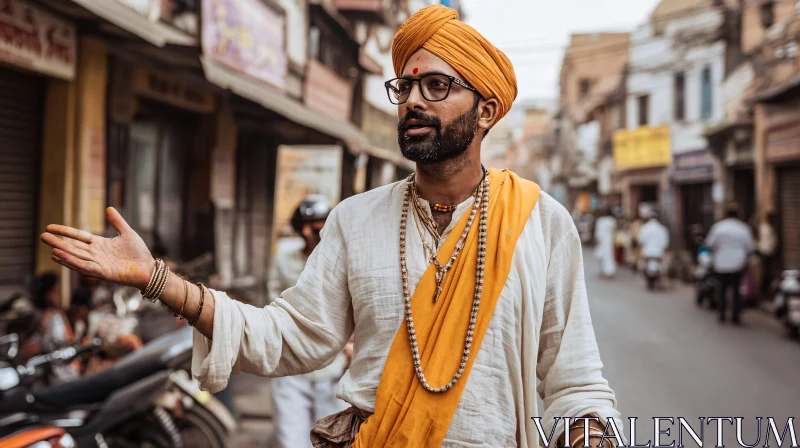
[192,181,623,448]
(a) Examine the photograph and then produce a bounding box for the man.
[41,5,623,447]
[637,211,669,262]
[757,210,778,296]
[268,196,351,448]
[594,208,617,278]
[637,211,670,286]
[706,204,756,324]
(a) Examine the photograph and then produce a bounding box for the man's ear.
[478,98,499,134]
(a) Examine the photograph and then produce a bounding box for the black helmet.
[291,195,333,233]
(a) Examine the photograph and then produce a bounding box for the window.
[638,95,649,127]
[674,72,685,121]
[701,66,713,120]
[309,19,350,79]
[309,26,321,60]
[579,79,591,99]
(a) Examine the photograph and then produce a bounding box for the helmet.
[291,195,333,233]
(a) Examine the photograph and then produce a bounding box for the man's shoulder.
[328,181,405,228]
[532,191,578,242]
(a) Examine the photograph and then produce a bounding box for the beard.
[398,103,479,165]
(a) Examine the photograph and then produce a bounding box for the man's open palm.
[41,207,155,289]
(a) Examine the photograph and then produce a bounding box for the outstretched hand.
[40,207,155,290]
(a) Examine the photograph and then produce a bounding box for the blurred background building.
[0,0,452,305]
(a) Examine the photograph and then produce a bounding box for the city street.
[585,251,800,442]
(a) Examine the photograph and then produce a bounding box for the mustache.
[398,110,441,131]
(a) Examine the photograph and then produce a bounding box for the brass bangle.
[570,433,587,448]
[152,266,170,302]
[143,260,168,302]
[191,283,205,326]
[142,259,163,297]
[176,277,189,320]
[569,428,608,448]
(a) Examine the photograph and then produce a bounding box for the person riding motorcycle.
[637,210,670,288]
[267,195,353,448]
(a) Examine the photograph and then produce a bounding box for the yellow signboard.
[613,125,672,171]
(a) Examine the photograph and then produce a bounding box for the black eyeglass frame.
[384,74,478,105]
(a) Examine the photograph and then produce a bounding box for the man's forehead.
[400,49,460,77]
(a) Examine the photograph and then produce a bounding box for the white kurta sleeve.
[191,208,354,393]
[536,225,626,446]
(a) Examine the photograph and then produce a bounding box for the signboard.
[0,0,76,80]
[612,125,672,171]
[273,146,343,237]
[132,67,216,113]
[304,59,354,121]
[201,0,287,89]
[672,149,714,184]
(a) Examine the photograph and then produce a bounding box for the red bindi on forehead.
[413,67,418,75]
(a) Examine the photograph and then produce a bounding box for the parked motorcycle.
[695,247,718,308]
[0,327,235,447]
[774,270,800,338]
[643,257,663,290]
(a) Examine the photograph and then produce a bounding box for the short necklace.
[408,174,484,304]
[399,172,489,393]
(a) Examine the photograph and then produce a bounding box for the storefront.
[0,1,76,294]
[763,98,800,270]
[107,59,217,263]
[672,149,718,254]
[612,125,671,218]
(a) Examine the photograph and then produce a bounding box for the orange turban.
[392,4,517,120]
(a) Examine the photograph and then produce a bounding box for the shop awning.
[751,73,800,104]
[70,0,197,47]
[202,57,413,170]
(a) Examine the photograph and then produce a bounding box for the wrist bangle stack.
[142,259,170,303]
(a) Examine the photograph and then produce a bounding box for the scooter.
[0,327,235,447]
[643,257,663,290]
[774,270,800,338]
[695,247,717,308]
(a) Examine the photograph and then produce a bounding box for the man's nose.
[404,82,427,111]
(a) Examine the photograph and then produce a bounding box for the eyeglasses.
[385,74,477,105]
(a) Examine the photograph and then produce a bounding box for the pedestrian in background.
[267,195,350,448]
[758,210,778,296]
[706,204,755,324]
[594,207,618,278]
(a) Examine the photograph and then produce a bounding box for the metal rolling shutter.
[0,67,44,290]
[779,168,800,270]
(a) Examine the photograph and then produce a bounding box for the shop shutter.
[779,168,800,270]
[0,67,44,290]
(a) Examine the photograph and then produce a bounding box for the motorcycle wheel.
[105,404,228,448]
[646,276,656,290]
[175,401,229,448]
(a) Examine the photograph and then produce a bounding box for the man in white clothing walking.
[706,204,755,324]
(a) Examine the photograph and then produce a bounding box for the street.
[585,250,800,442]
[232,247,800,447]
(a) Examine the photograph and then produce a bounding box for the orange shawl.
[354,169,540,447]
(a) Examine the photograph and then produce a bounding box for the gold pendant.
[433,271,443,303]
